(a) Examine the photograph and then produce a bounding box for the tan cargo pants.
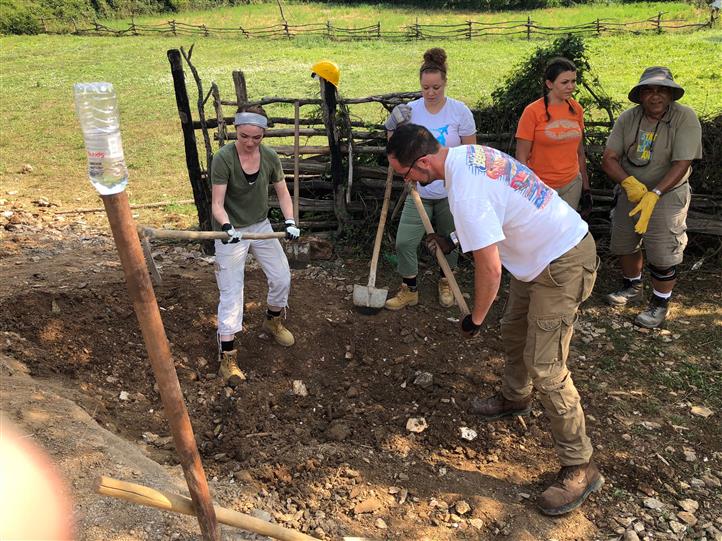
[500,233,598,465]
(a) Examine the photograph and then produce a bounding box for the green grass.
[0,2,720,216]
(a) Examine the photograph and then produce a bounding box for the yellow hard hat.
[311,60,340,88]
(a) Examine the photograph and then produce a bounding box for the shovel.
[283,101,311,268]
[409,186,470,316]
[353,166,394,314]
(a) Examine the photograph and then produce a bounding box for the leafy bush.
[475,34,621,134]
[0,0,41,34]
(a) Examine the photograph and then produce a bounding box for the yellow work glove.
[628,191,660,234]
[620,176,648,203]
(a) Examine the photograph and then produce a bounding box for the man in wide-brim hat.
[601,66,702,328]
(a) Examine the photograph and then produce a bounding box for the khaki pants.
[500,233,598,465]
[554,172,583,210]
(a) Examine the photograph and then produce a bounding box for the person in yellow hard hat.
[311,60,340,88]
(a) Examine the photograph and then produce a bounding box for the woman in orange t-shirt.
[516,57,592,218]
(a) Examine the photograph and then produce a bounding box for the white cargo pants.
[214,219,290,337]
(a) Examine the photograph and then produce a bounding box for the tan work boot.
[218,350,245,387]
[438,277,454,308]
[262,315,295,347]
[470,392,533,420]
[538,461,604,516]
[384,284,419,311]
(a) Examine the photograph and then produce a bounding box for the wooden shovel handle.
[95,476,319,541]
[409,187,470,316]
[139,227,285,241]
[367,166,394,289]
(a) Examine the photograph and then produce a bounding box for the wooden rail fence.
[40,11,718,40]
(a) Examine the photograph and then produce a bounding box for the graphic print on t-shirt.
[636,129,657,160]
[430,125,450,145]
[465,146,554,210]
[544,119,582,141]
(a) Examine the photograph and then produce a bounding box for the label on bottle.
[85,132,125,160]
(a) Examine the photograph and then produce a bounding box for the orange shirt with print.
[515,97,584,189]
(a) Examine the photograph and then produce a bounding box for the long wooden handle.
[409,187,470,316]
[367,166,394,289]
[139,227,285,241]
[96,476,319,541]
[293,101,300,224]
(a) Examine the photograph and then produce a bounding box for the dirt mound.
[2,206,720,540]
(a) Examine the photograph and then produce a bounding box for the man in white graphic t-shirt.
[387,123,603,517]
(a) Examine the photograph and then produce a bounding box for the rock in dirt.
[678,498,699,513]
[454,500,471,515]
[643,497,664,510]
[690,405,714,418]
[406,417,428,433]
[354,497,383,515]
[623,531,641,541]
[292,380,308,397]
[413,371,433,388]
[677,511,697,526]
[327,421,351,441]
[118,390,130,401]
[459,426,477,441]
[375,518,388,529]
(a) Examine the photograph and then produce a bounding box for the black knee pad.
[648,264,677,281]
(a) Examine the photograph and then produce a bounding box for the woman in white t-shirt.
[383,47,477,311]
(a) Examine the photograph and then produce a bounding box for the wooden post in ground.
[318,77,349,231]
[167,49,212,243]
[102,191,219,541]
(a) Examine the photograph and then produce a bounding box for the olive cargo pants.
[500,233,598,465]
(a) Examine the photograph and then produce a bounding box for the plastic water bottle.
[73,82,128,195]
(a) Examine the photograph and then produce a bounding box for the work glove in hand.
[384,104,412,131]
[579,189,593,221]
[628,191,659,234]
[424,233,455,255]
[461,314,481,338]
[284,219,301,240]
[221,223,241,244]
[620,176,648,204]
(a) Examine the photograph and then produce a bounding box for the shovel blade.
[353,284,388,309]
[283,241,310,269]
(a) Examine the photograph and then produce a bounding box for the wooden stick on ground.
[96,476,319,541]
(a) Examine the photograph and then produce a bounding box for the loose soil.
[1,202,720,541]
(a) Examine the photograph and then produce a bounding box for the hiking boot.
[538,461,604,516]
[218,350,245,387]
[606,279,644,306]
[470,392,532,421]
[635,295,669,329]
[262,315,295,347]
[384,284,419,311]
[438,277,454,308]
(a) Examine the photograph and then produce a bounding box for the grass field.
[1,2,720,220]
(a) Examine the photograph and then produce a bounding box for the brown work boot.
[470,392,532,420]
[262,315,295,347]
[384,284,419,311]
[218,350,245,387]
[438,277,454,308]
[538,461,604,516]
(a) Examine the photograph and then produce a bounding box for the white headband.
[234,112,268,128]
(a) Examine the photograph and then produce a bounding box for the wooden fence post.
[376,21,381,39]
[656,11,662,34]
[211,83,226,148]
[232,70,248,108]
[326,20,332,39]
[415,17,420,40]
[131,14,138,36]
[318,78,349,230]
[170,20,176,36]
[284,21,290,39]
[167,49,213,242]
[526,16,532,40]
[596,18,601,36]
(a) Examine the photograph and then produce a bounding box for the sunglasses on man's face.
[403,155,425,182]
